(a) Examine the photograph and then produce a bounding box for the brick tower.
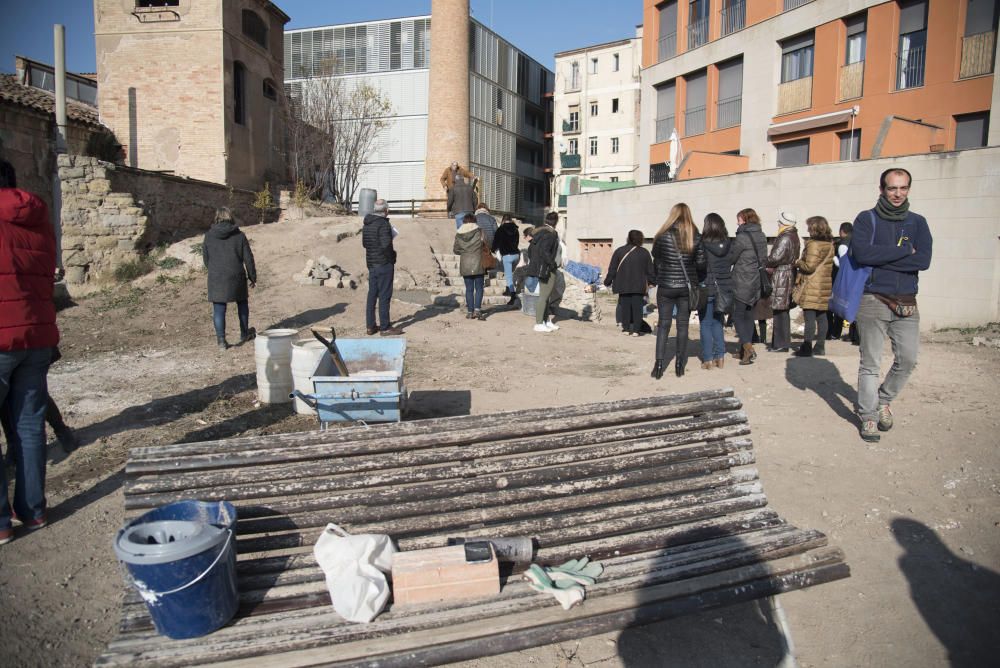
[424,0,471,203]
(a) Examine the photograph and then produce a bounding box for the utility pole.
[53,24,67,272]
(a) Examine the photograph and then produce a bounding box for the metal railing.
[684,106,706,136]
[560,153,581,169]
[658,32,677,62]
[716,96,742,129]
[783,0,812,10]
[384,198,447,217]
[896,45,926,90]
[960,30,996,78]
[688,16,709,50]
[720,0,745,35]
[655,115,675,143]
[562,119,580,133]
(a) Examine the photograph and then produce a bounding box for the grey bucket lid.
[115,520,229,565]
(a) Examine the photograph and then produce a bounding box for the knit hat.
[778,210,798,227]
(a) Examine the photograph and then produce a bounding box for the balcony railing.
[777,76,812,114]
[896,45,926,90]
[562,119,580,133]
[839,61,864,100]
[783,0,812,10]
[658,32,677,62]
[516,160,542,180]
[655,115,675,143]
[960,30,996,79]
[720,1,746,36]
[688,17,709,50]
[684,106,706,136]
[717,96,742,129]
[560,153,581,169]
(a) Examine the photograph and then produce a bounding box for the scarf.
[875,195,909,221]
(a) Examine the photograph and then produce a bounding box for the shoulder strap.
[868,210,877,242]
[616,246,637,273]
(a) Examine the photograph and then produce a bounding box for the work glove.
[523,564,585,610]
[546,557,604,588]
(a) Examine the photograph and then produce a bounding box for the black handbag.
[674,236,701,308]
[749,237,773,298]
[713,276,734,315]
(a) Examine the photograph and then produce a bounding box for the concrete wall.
[58,154,255,285]
[566,147,1000,330]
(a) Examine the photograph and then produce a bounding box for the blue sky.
[0,0,643,74]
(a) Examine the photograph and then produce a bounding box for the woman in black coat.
[604,229,654,336]
[651,203,706,379]
[726,208,768,365]
[698,213,734,369]
[203,207,257,349]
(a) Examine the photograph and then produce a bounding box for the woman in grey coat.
[453,213,487,320]
[203,207,257,349]
[726,208,768,365]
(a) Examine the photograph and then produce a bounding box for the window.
[568,138,578,154]
[612,97,620,113]
[241,10,268,49]
[611,137,620,153]
[684,69,707,136]
[716,57,743,128]
[897,0,927,89]
[136,0,178,6]
[570,61,580,89]
[590,102,598,116]
[589,137,598,156]
[655,81,676,143]
[955,111,990,149]
[688,0,709,49]
[775,139,810,167]
[567,106,580,132]
[658,1,678,61]
[838,129,861,160]
[965,0,999,35]
[590,58,598,74]
[721,0,746,35]
[843,14,867,65]
[650,162,670,183]
[613,53,620,71]
[781,32,814,82]
[233,61,246,125]
[611,176,620,182]
[390,21,402,70]
[262,79,277,101]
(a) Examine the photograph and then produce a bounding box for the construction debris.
[294,256,357,288]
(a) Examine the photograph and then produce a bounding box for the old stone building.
[94,0,289,190]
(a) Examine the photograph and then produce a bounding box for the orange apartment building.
[638,0,999,183]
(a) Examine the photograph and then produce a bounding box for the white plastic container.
[290,340,328,415]
[254,329,298,404]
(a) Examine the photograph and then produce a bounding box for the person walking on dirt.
[362,199,403,336]
[0,159,59,544]
[203,207,257,350]
[454,213,488,320]
[492,215,520,304]
[851,167,932,443]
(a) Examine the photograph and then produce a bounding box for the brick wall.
[59,154,255,285]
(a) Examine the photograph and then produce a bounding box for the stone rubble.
[294,255,357,289]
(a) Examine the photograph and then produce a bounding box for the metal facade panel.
[356,162,426,201]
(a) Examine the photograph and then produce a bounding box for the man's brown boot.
[739,343,755,365]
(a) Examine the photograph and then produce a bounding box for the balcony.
[717,95,742,129]
[896,46,925,90]
[960,30,996,79]
[720,1,745,36]
[560,153,581,170]
[684,106,706,136]
[655,115,676,143]
[516,160,543,181]
[658,32,677,62]
[688,17,709,50]
[839,61,864,100]
[783,0,812,10]
[566,77,581,93]
[562,119,580,134]
[776,76,812,115]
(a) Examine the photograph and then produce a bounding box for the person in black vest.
[698,213,734,369]
[604,230,654,337]
[203,207,256,350]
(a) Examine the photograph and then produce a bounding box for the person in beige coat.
[794,216,836,357]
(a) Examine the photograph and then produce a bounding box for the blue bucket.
[114,500,238,639]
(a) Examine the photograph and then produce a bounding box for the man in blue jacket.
[850,168,932,443]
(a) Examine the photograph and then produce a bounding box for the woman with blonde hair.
[650,203,705,378]
[794,216,836,356]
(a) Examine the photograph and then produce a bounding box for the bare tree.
[282,66,393,212]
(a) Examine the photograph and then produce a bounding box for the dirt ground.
[0,214,997,668]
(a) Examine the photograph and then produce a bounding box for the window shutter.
[845,13,866,36]
[782,32,814,54]
[899,0,927,34]
[656,82,675,119]
[685,70,707,111]
[717,58,743,100]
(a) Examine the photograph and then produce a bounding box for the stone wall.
[59,155,256,284]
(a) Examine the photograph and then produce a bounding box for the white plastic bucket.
[254,329,298,404]
[290,340,327,415]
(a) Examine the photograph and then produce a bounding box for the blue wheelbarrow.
[290,338,407,424]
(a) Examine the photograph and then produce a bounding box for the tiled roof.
[0,74,105,129]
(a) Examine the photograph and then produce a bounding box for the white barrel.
[290,340,327,415]
[254,329,298,404]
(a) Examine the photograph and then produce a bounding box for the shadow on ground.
[784,356,857,426]
[405,390,472,419]
[267,304,348,331]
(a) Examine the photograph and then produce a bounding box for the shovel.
[311,327,350,377]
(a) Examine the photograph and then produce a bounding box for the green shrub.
[157,256,185,270]
[113,257,154,282]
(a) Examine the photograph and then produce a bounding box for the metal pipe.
[53,24,67,272]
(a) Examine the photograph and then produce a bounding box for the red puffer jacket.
[0,188,59,351]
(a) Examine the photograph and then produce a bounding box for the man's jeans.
[501,254,519,291]
[0,347,53,528]
[856,294,920,422]
[212,300,249,339]
[366,263,395,330]
[463,274,484,312]
[454,212,471,230]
